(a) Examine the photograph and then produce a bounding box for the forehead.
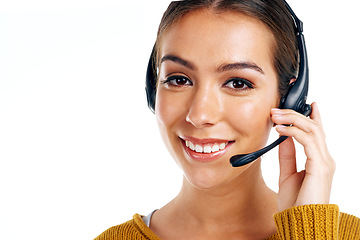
[159,9,276,71]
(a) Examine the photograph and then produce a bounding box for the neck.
[151,161,278,239]
[178,161,275,223]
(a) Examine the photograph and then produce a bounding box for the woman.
[95,0,360,239]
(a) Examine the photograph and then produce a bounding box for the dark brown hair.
[152,0,299,98]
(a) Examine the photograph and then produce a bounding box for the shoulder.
[93,219,134,240]
[273,205,360,239]
[339,212,360,239]
[93,214,160,240]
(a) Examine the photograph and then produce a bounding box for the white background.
[0,0,359,239]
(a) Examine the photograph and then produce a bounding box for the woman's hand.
[271,102,336,212]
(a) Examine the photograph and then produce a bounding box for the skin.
[151,9,335,240]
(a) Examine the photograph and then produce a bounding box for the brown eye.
[163,75,192,87]
[231,80,245,89]
[223,78,254,90]
[174,77,189,85]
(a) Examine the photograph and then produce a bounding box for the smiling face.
[155,9,280,190]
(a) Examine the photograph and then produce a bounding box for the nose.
[186,85,223,128]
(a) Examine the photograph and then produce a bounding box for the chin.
[180,158,256,191]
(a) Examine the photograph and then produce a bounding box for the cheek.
[155,90,184,129]
[225,94,279,149]
[155,88,189,152]
[230,101,271,130]
[155,89,189,170]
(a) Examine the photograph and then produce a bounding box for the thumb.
[279,136,297,185]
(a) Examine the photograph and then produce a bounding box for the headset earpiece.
[279,0,312,117]
[278,33,312,116]
[145,47,156,113]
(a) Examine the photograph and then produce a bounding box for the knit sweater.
[94,205,360,239]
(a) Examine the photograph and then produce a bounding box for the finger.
[309,102,325,138]
[274,104,329,160]
[278,136,297,185]
[308,103,335,175]
[276,124,327,173]
[310,102,321,123]
[272,106,333,170]
[272,109,318,135]
[272,103,325,137]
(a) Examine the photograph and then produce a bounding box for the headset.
[145,0,312,167]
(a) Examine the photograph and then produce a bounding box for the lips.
[180,136,234,162]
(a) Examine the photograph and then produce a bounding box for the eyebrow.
[160,54,196,70]
[160,54,264,75]
[218,62,265,75]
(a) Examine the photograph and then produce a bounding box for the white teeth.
[219,143,226,150]
[211,144,220,152]
[189,141,195,151]
[184,140,229,153]
[203,145,212,153]
[195,144,203,153]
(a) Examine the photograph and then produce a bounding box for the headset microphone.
[230,0,312,167]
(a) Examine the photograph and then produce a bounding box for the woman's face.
[155,9,280,190]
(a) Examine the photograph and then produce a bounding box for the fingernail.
[276,125,287,130]
[271,108,283,116]
[271,108,281,112]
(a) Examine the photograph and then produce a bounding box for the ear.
[272,78,298,128]
[289,78,296,85]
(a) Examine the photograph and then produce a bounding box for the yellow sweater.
[94,205,360,239]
